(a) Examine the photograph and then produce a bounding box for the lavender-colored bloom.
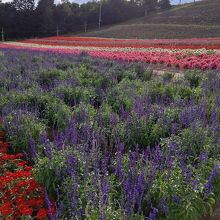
[160,198,169,215]
[101,154,109,176]
[199,151,209,163]
[66,154,76,177]
[116,143,125,180]
[148,161,156,187]
[72,183,79,218]
[110,112,118,125]
[101,177,110,205]
[45,189,55,220]
[66,185,72,218]
[211,106,218,132]
[29,137,37,160]
[171,123,178,136]
[71,117,77,145]
[137,171,146,213]
[148,207,158,220]
[171,195,181,204]
[192,179,198,190]
[185,167,193,183]
[205,165,219,195]
[93,156,99,188]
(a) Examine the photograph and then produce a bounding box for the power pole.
[1,27,4,42]
[56,25,59,37]
[84,21,87,33]
[98,3,102,29]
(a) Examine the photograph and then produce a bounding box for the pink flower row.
[39,36,220,46]
[1,43,220,70]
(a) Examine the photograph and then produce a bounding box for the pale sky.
[2,0,90,3]
[1,0,195,4]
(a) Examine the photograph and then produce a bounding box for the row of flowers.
[1,41,220,70]
[0,131,55,220]
[37,36,220,45]
[5,41,218,54]
[20,39,220,50]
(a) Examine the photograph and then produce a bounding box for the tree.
[158,0,171,9]
[35,0,55,34]
[144,0,158,13]
[12,0,35,11]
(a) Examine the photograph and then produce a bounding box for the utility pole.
[56,25,59,37]
[1,27,4,42]
[84,21,87,33]
[98,3,102,29]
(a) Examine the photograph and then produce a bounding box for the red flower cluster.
[0,131,56,220]
[20,37,220,50]
[88,50,220,70]
[1,37,220,70]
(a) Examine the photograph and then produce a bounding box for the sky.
[1,0,195,4]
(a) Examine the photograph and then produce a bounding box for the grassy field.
[80,0,220,39]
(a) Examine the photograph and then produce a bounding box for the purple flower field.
[0,48,220,220]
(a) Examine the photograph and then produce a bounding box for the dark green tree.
[12,0,35,11]
[158,0,171,9]
[144,0,158,14]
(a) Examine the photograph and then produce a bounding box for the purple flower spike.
[148,207,158,220]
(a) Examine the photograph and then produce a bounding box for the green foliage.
[4,111,46,153]
[184,70,202,88]
[33,148,67,196]
[38,69,69,86]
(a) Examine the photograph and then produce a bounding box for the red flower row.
[33,36,220,45]
[0,131,56,220]
[19,39,220,50]
[1,43,220,70]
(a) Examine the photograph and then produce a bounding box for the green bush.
[4,111,46,153]
[184,70,202,88]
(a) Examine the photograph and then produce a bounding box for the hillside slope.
[80,0,220,39]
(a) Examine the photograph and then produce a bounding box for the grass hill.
[79,0,220,39]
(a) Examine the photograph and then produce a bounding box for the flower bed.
[1,41,220,71]
[0,49,220,219]
[0,130,55,220]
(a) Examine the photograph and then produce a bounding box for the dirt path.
[205,205,220,220]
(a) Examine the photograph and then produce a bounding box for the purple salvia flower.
[148,161,156,187]
[116,143,125,180]
[211,106,218,132]
[171,195,181,204]
[71,117,77,146]
[29,137,37,160]
[93,156,99,188]
[72,183,79,218]
[110,112,118,125]
[185,167,193,183]
[205,164,219,195]
[66,184,72,218]
[84,156,89,186]
[160,198,169,215]
[45,189,55,220]
[101,154,109,176]
[101,177,110,205]
[171,123,178,136]
[66,154,76,177]
[137,171,146,213]
[148,207,158,220]
[216,96,220,106]
[199,151,209,163]
[192,179,198,190]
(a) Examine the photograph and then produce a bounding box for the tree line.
[0,0,171,39]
